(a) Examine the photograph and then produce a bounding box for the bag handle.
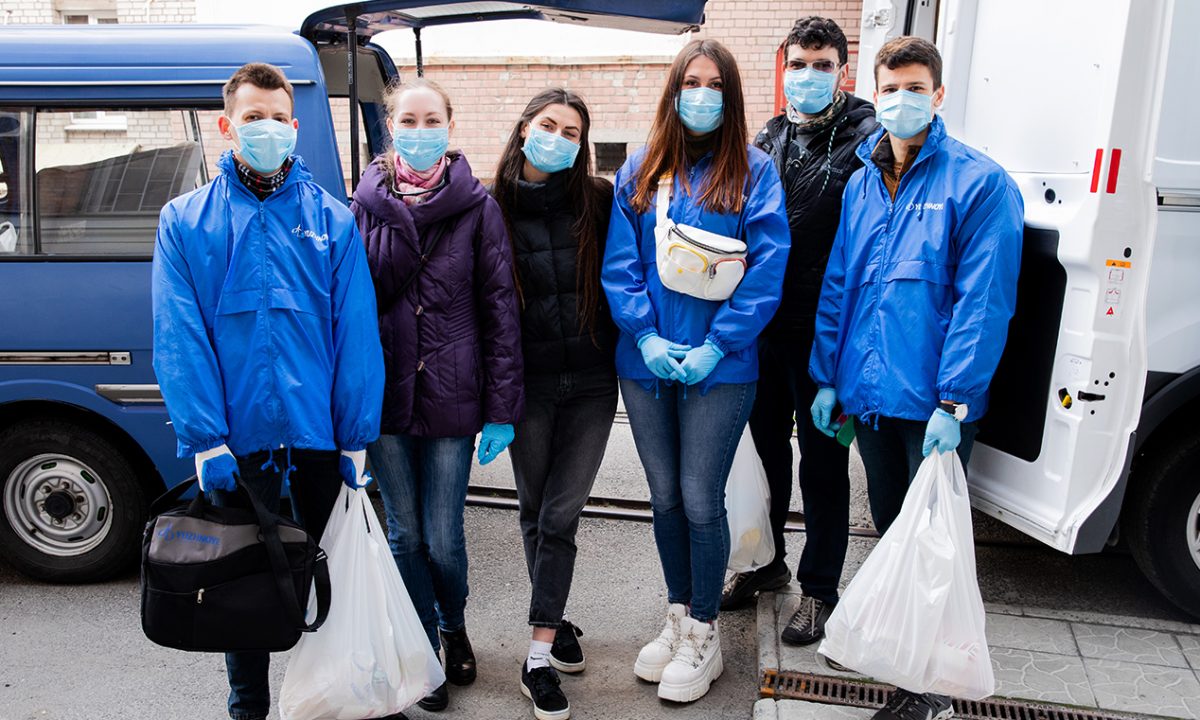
[378,219,452,318]
[147,475,330,633]
[655,175,672,230]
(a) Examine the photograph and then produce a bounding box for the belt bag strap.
[653,176,748,302]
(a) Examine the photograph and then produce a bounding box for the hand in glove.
[637,333,690,382]
[477,423,515,465]
[680,341,724,385]
[339,449,371,489]
[194,444,238,492]
[922,408,961,457]
[810,388,838,437]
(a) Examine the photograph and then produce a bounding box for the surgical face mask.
[234,119,296,175]
[876,89,934,140]
[676,87,724,134]
[392,127,449,172]
[784,67,838,114]
[522,126,580,174]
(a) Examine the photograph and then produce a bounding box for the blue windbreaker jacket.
[809,117,1024,423]
[153,152,384,458]
[602,145,790,390]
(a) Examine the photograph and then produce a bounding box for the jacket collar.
[512,170,569,216]
[218,150,313,202]
[856,113,946,178]
[353,151,488,229]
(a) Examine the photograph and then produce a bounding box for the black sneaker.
[521,661,571,720]
[549,621,586,674]
[780,594,834,646]
[440,627,477,686]
[720,563,792,610]
[872,690,954,720]
[416,681,448,712]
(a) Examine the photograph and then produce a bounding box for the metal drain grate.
[761,670,1148,720]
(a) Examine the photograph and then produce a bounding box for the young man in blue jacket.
[152,63,384,720]
[809,37,1022,720]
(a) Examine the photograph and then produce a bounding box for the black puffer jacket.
[503,172,617,376]
[754,94,879,337]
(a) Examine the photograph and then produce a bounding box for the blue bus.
[0,2,705,582]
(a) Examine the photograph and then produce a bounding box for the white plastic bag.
[279,485,445,719]
[818,451,994,700]
[725,427,776,572]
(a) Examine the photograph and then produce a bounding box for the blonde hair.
[384,77,454,121]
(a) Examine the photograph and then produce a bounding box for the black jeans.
[510,367,618,626]
[208,447,341,720]
[853,416,979,534]
[747,332,850,605]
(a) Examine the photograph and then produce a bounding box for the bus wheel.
[0,420,147,582]
[1125,428,1200,620]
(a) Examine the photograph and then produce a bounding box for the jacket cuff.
[935,389,975,406]
[634,327,657,347]
[705,333,732,358]
[338,441,371,453]
[178,436,227,459]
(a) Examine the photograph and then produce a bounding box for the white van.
[855,0,1200,617]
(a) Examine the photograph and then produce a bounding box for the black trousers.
[208,447,341,720]
[747,333,850,605]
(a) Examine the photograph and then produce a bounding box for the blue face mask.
[522,126,580,174]
[392,127,450,172]
[876,89,934,140]
[234,119,296,175]
[676,87,724,134]
[783,68,838,114]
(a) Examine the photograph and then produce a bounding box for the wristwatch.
[939,400,968,421]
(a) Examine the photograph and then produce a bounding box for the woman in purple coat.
[351,79,524,713]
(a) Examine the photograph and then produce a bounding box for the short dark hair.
[223,63,295,115]
[783,16,849,66]
[874,36,943,89]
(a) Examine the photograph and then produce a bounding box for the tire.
[1125,428,1200,620]
[0,419,148,582]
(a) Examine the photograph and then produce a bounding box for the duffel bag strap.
[148,476,200,517]
[236,477,317,633]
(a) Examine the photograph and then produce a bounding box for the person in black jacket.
[491,87,617,720]
[721,17,879,646]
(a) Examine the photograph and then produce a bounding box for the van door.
[927,0,1170,554]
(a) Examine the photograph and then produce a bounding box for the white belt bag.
[654,176,747,301]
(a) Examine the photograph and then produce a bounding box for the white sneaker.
[657,616,723,703]
[633,603,686,682]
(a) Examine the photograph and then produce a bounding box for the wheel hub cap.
[1188,491,1200,574]
[4,454,113,557]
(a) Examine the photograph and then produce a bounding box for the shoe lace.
[885,690,941,720]
[722,572,750,596]
[530,667,563,699]
[674,626,711,668]
[786,596,822,632]
[655,612,682,651]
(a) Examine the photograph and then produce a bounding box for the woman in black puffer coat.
[490,87,616,717]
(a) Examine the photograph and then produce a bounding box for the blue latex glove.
[680,341,724,385]
[810,388,838,437]
[922,408,961,457]
[339,449,371,489]
[637,333,691,382]
[477,423,515,465]
[194,444,238,492]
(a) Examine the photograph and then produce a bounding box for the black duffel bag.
[140,476,330,653]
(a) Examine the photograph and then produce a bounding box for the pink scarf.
[393,153,448,205]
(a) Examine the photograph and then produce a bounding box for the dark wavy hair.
[784,16,850,65]
[492,88,605,337]
[629,39,749,216]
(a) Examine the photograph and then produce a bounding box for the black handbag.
[140,476,331,653]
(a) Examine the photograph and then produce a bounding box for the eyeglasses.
[787,60,838,74]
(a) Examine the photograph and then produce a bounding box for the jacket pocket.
[268,288,332,319]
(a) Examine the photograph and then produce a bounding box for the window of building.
[0,108,209,258]
[61,13,118,25]
[594,142,628,174]
[60,11,124,129]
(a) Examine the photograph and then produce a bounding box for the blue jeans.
[209,448,341,720]
[620,379,756,622]
[368,433,474,653]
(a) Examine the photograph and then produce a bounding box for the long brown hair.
[492,88,605,337]
[630,39,749,215]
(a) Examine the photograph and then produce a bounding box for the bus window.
[0,109,31,255]
[33,108,208,257]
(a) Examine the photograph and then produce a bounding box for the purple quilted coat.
[351,152,524,438]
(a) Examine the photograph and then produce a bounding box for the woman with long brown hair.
[491,88,616,720]
[601,39,789,703]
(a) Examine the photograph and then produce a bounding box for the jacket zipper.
[197,588,205,604]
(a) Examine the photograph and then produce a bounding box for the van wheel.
[1125,429,1200,620]
[0,420,147,582]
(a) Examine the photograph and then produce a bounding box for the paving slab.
[770,699,875,720]
[1072,623,1189,669]
[989,647,1096,707]
[1177,634,1200,672]
[1082,658,1200,719]
[986,613,1079,656]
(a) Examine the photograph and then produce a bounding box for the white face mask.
[0,222,16,253]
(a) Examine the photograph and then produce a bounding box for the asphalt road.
[1,417,1191,720]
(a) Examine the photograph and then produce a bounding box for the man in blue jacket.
[809,37,1022,720]
[152,63,384,720]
